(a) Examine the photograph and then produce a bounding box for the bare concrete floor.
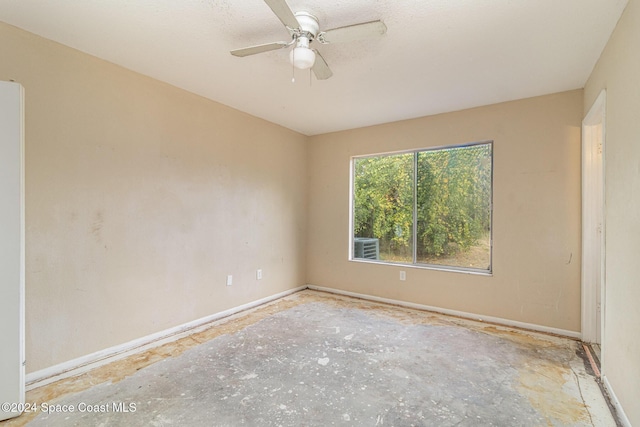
[3,290,617,426]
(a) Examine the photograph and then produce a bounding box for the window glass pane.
[416,144,492,270]
[353,153,414,263]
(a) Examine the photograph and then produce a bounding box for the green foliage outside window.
[354,153,414,262]
[353,143,492,270]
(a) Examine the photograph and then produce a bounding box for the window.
[352,142,492,273]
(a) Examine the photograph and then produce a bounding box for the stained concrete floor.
[3,290,617,426]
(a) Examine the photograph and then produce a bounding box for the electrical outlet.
[256,269,263,280]
[399,271,406,281]
[226,275,233,286]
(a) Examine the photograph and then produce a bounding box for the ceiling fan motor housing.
[293,12,320,41]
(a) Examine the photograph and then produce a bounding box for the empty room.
[1,0,639,426]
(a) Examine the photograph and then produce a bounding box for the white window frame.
[349,141,493,275]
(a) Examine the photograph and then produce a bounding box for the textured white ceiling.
[0,0,628,135]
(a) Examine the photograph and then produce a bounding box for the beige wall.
[308,90,583,333]
[2,12,622,405]
[584,0,640,424]
[0,22,308,373]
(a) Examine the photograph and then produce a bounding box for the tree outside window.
[352,142,492,272]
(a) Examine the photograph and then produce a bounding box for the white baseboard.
[307,285,582,340]
[26,284,584,392]
[25,286,306,391]
[602,375,632,427]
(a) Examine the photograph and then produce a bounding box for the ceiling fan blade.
[263,0,300,30]
[230,42,288,57]
[319,20,387,44]
[312,50,333,80]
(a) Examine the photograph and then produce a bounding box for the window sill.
[349,258,493,276]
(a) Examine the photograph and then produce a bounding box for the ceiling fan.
[230,0,387,80]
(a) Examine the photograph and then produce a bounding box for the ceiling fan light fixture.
[290,46,316,69]
[230,1,387,80]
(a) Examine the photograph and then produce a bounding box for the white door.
[581,90,606,348]
[0,81,25,421]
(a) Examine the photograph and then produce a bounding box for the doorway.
[581,90,606,360]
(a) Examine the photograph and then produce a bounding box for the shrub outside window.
[352,142,492,273]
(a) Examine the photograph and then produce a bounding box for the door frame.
[0,81,25,421]
[581,90,606,353]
